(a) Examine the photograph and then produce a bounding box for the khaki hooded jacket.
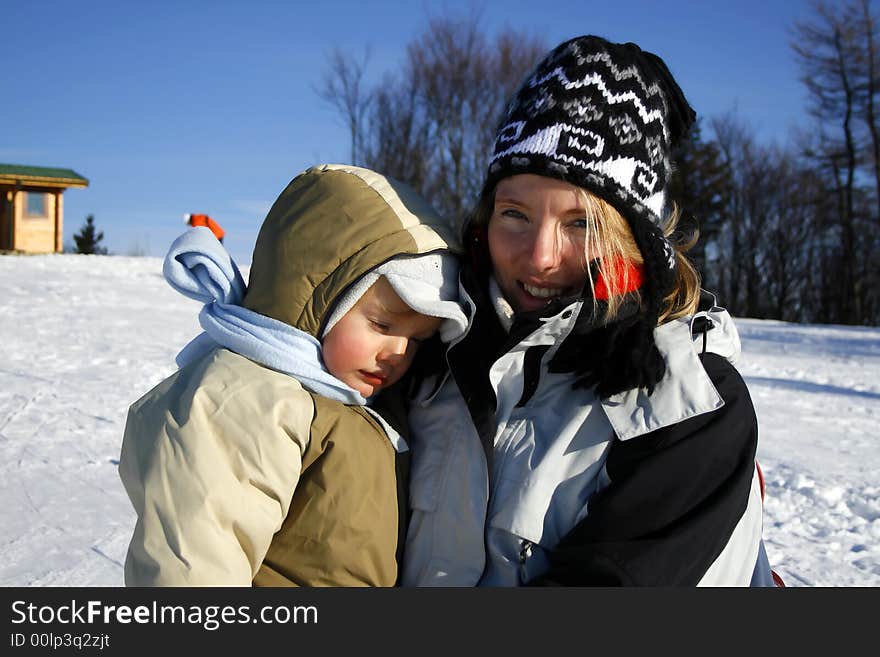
[120,164,458,586]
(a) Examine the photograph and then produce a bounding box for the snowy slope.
[0,254,877,586]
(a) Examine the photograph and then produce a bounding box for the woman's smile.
[487,174,590,313]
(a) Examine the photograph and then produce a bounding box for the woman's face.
[487,174,592,313]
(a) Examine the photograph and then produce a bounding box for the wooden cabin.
[0,164,89,253]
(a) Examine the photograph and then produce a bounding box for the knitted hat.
[481,35,696,395]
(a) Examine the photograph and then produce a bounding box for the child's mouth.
[359,370,386,387]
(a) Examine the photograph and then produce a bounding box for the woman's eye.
[500,208,528,221]
[570,218,587,229]
[369,319,390,331]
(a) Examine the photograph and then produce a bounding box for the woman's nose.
[529,222,563,271]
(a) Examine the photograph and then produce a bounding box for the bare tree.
[318,14,546,228]
[669,120,732,287]
[313,5,880,326]
[365,70,432,192]
[854,0,880,216]
[792,0,880,323]
[710,114,754,312]
[316,47,372,164]
[704,114,816,320]
[762,151,819,321]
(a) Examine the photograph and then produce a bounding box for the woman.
[401,35,775,586]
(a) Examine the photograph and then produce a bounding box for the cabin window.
[25,192,48,218]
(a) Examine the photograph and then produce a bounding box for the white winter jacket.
[402,285,773,587]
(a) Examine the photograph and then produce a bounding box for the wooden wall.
[5,188,62,253]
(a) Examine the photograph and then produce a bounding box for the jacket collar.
[437,263,738,442]
[601,305,739,440]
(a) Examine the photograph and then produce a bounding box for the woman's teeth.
[523,283,564,298]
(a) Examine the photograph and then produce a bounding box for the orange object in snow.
[187,213,226,242]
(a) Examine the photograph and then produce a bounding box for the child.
[119,164,467,586]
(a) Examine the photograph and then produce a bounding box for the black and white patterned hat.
[481,35,697,395]
[485,34,694,282]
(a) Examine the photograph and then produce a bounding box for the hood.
[243,164,460,338]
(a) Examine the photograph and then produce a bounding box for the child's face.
[322,276,442,397]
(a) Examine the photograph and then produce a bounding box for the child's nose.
[379,336,409,361]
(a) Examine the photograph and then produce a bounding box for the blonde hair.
[469,183,702,324]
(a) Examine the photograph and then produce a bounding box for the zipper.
[519,539,534,584]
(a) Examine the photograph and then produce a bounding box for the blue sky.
[4,0,815,264]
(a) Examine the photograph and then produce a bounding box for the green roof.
[0,163,89,187]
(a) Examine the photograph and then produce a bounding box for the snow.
[1,254,877,587]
